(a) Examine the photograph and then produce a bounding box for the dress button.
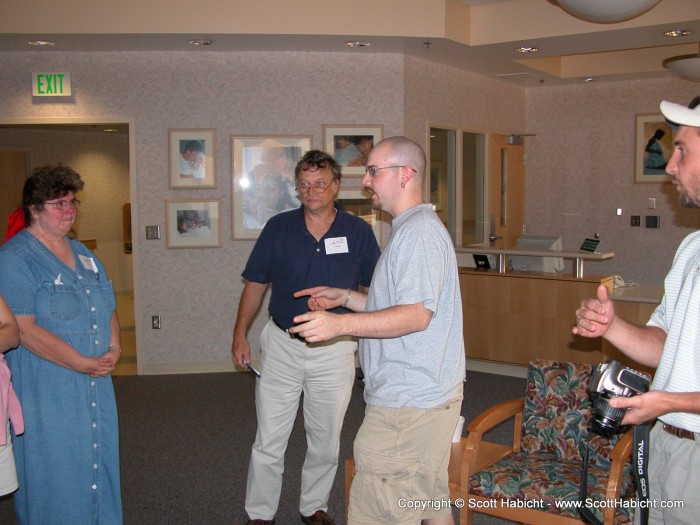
[92,484,97,490]
[93,325,98,330]
[86,289,91,294]
[92,423,97,428]
[91,307,96,312]
[92,402,97,407]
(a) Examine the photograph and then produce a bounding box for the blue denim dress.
[0,230,122,524]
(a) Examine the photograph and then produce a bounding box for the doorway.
[429,126,524,248]
[0,119,138,375]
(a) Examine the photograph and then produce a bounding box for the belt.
[271,318,306,343]
[662,423,696,441]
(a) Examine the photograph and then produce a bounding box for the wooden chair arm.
[466,398,524,438]
[603,429,634,524]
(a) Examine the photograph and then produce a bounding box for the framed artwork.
[165,198,222,248]
[337,188,385,246]
[635,114,673,183]
[168,129,216,188]
[231,135,312,240]
[322,125,383,176]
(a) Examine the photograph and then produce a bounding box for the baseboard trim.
[140,359,527,378]
[466,359,528,378]
[141,361,238,375]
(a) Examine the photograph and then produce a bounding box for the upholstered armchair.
[460,359,635,525]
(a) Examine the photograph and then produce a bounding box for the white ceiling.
[1,0,698,87]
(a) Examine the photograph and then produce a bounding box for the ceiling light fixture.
[551,0,660,23]
[188,38,214,46]
[514,46,539,53]
[584,77,596,82]
[28,40,55,47]
[345,41,370,48]
[663,54,700,82]
[664,29,694,38]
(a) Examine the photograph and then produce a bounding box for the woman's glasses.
[44,198,80,211]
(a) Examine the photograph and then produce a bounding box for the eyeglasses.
[44,198,80,211]
[296,180,334,194]
[365,165,416,178]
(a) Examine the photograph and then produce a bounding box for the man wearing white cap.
[573,96,700,525]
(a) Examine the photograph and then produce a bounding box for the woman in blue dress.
[0,165,122,524]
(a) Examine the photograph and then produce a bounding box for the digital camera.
[589,359,651,436]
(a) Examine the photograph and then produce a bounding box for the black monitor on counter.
[509,235,565,273]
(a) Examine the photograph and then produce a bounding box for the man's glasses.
[296,181,334,194]
[44,198,80,211]
[365,165,416,178]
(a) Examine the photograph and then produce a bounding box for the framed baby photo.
[323,125,383,176]
[634,114,673,184]
[231,135,312,240]
[168,129,217,188]
[165,198,222,248]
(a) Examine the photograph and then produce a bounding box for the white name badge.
[79,255,99,274]
[324,236,349,254]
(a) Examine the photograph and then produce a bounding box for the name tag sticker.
[79,255,98,274]
[324,236,349,254]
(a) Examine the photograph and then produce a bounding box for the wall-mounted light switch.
[648,197,656,209]
[645,215,660,228]
[145,225,161,240]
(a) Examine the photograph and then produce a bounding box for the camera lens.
[590,396,626,436]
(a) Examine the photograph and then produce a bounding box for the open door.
[0,149,30,247]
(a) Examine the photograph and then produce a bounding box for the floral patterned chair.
[460,360,635,525]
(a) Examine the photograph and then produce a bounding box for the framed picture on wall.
[165,198,222,248]
[634,114,673,183]
[168,129,216,188]
[337,188,386,246]
[231,135,312,240]
[322,125,383,176]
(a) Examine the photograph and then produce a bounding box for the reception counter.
[460,266,663,372]
[460,268,612,366]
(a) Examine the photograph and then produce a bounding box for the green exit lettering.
[32,72,71,97]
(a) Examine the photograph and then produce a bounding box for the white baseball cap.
[660,97,700,128]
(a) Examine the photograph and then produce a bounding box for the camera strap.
[632,422,650,525]
[578,423,650,525]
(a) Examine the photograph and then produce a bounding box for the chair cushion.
[522,360,621,466]
[469,450,633,522]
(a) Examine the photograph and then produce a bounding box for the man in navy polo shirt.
[232,149,380,525]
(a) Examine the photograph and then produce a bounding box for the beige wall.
[525,78,699,285]
[0,46,696,373]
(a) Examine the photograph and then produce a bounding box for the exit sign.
[32,72,72,97]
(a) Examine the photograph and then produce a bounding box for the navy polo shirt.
[242,206,381,330]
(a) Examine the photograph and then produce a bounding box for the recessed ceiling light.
[514,46,539,53]
[583,77,596,82]
[188,38,214,46]
[28,40,55,47]
[345,41,370,48]
[664,29,694,38]
[103,128,119,133]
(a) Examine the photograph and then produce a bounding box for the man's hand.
[231,336,251,369]
[609,391,671,426]
[294,286,345,311]
[289,311,344,343]
[572,284,616,338]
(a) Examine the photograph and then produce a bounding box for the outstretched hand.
[572,284,616,338]
[294,286,345,311]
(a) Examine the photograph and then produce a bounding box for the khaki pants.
[634,423,700,525]
[349,392,463,525]
[245,319,356,520]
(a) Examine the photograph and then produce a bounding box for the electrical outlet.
[152,315,161,329]
[631,215,641,227]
